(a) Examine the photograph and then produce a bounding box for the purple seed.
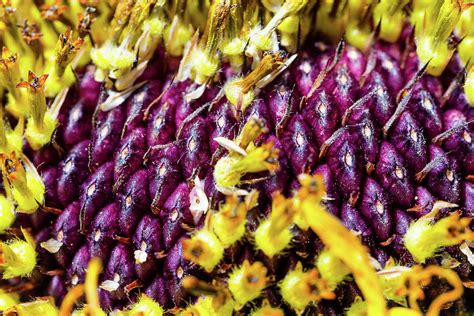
[359,178,393,241]
[87,203,120,260]
[133,214,164,280]
[375,141,414,206]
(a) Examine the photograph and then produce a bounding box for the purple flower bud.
[87,203,120,260]
[80,162,114,232]
[208,102,238,154]
[164,240,193,306]
[411,187,435,217]
[280,114,318,174]
[375,141,414,206]
[464,182,474,215]
[424,145,461,203]
[149,155,182,213]
[57,141,90,206]
[123,80,162,135]
[62,101,93,148]
[114,128,146,192]
[340,203,372,237]
[264,72,299,129]
[360,178,393,241]
[326,129,363,202]
[145,276,170,308]
[349,110,379,169]
[48,275,67,304]
[119,169,150,235]
[340,46,366,80]
[78,66,102,107]
[102,243,136,300]
[173,82,200,128]
[262,136,290,198]
[161,183,193,250]
[53,201,81,266]
[389,111,427,172]
[31,145,60,168]
[409,90,443,138]
[133,214,164,280]
[291,227,316,260]
[302,91,339,147]
[147,102,177,147]
[244,98,274,132]
[292,51,321,95]
[329,65,359,113]
[394,209,412,236]
[179,117,211,179]
[373,50,403,96]
[67,245,90,286]
[361,73,395,125]
[90,106,125,169]
[371,247,389,268]
[42,166,60,207]
[314,164,340,200]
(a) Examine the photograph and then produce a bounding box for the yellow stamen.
[296,174,387,316]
